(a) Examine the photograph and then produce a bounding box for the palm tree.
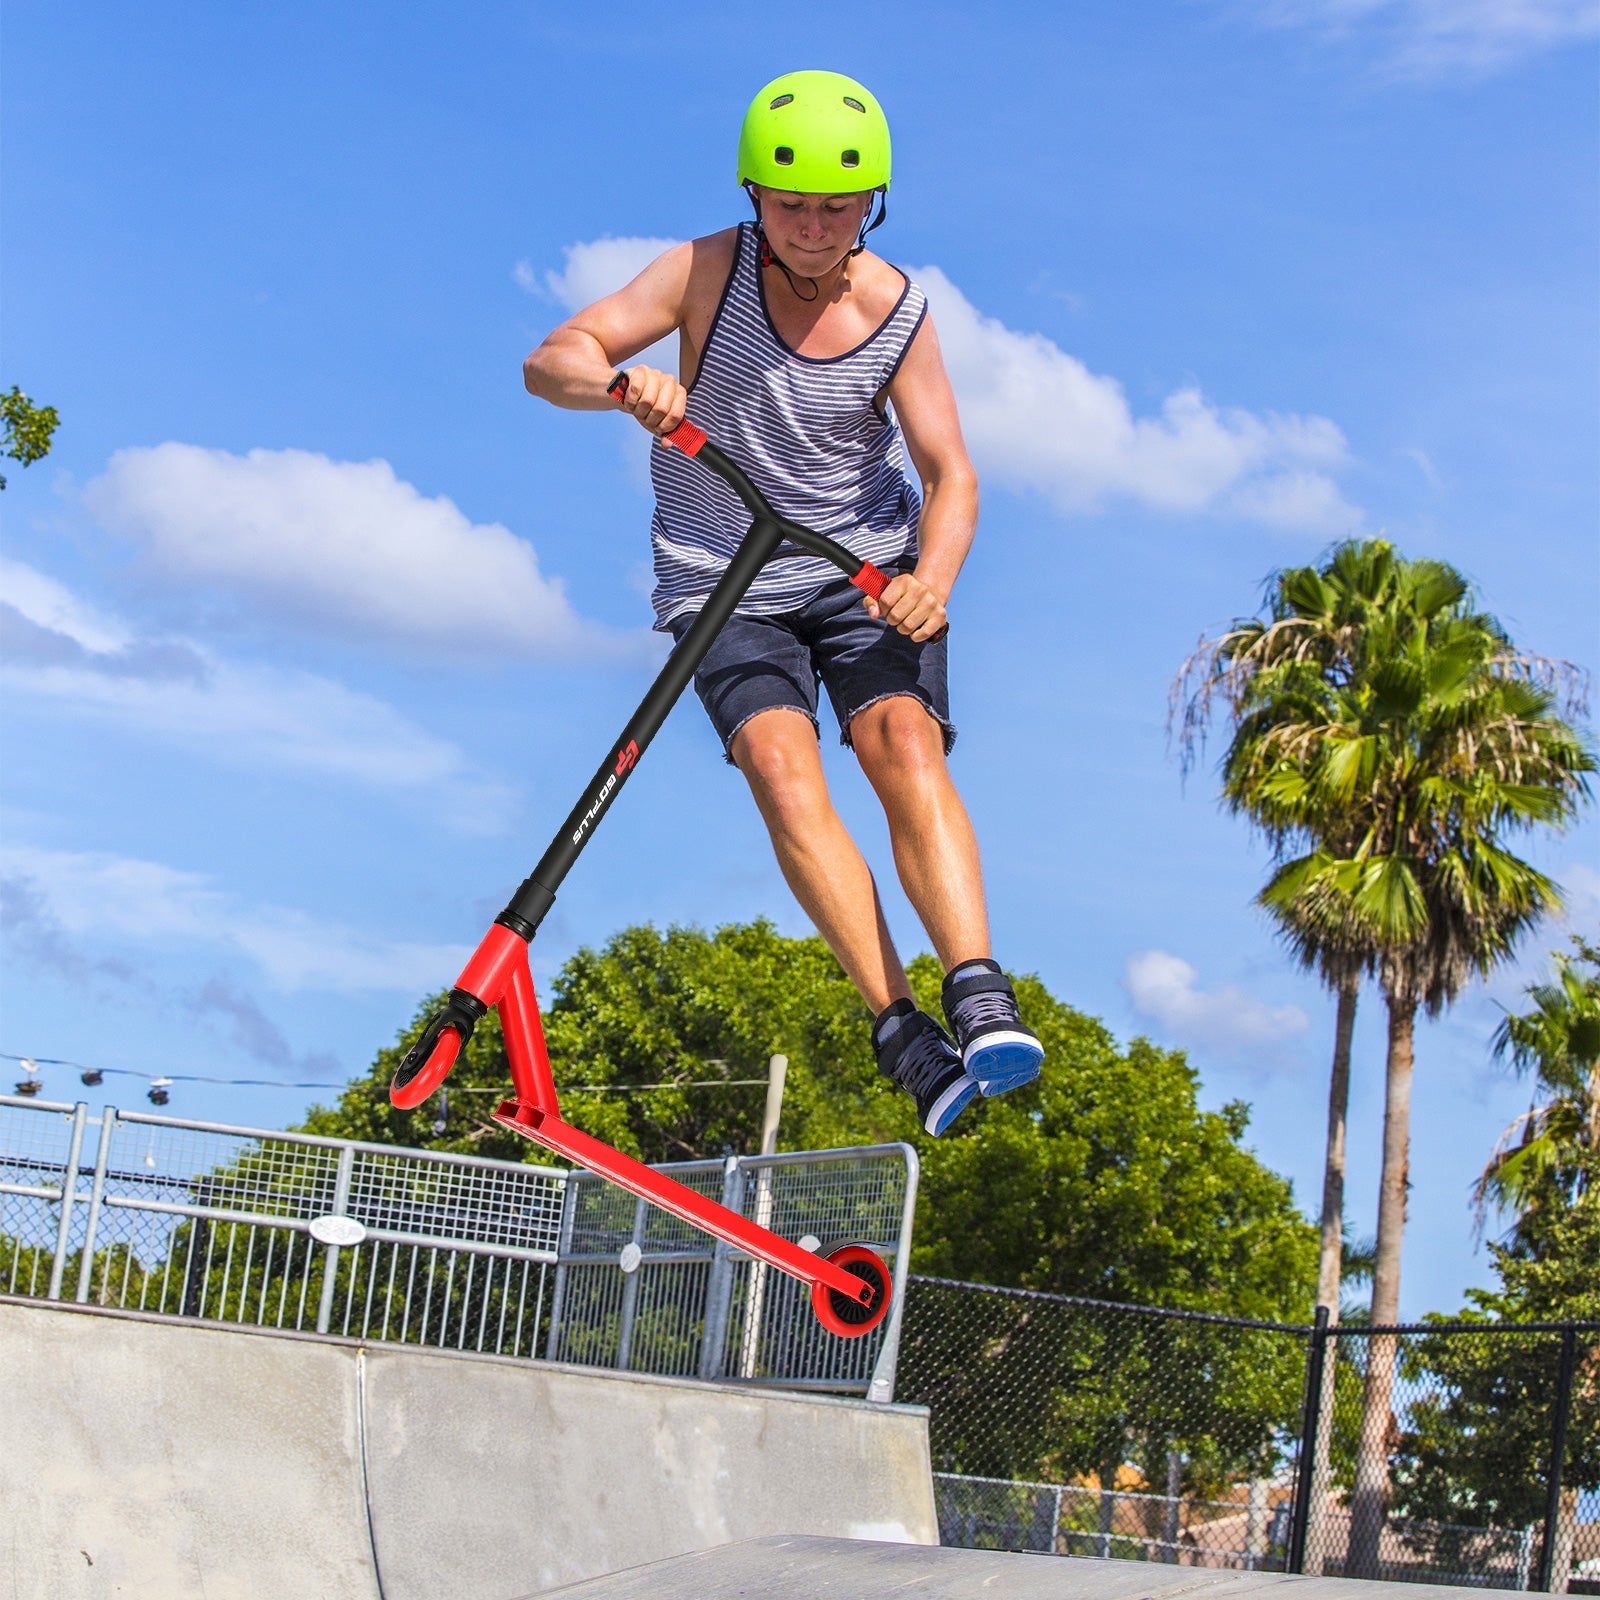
[1476,935,1600,1238]
[1174,540,1397,1572]
[1239,547,1592,1576]
[1175,542,1394,1309]
[1176,539,1593,1577]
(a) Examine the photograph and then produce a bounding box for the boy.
[523,70,1042,1134]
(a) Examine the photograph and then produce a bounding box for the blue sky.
[3,1,1596,1319]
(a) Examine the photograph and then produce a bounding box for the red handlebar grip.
[608,371,706,456]
[849,561,889,600]
[852,562,950,642]
[661,420,707,456]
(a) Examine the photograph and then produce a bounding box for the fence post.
[315,1144,355,1335]
[1288,1303,1331,1575]
[867,1142,920,1405]
[45,1104,88,1301]
[1535,1326,1577,1593]
[697,1156,743,1380]
[614,1196,647,1371]
[544,1172,580,1362]
[1161,1449,1182,1562]
[1517,1524,1537,1592]
[74,1109,116,1303]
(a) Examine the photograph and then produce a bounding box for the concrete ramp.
[535,1534,1505,1600]
[1,1298,936,1600]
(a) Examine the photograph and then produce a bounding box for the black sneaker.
[872,998,979,1136]
[941,959,1044,1096]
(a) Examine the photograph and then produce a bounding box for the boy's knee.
[733,712,828,822]
[852,695,946,774]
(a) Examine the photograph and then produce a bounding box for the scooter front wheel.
[810,1243,892,1339]
[389,1012,466,1110]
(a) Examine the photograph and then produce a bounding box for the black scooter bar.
[493,374,927,942]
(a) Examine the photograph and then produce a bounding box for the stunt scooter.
[389,375,929,1339]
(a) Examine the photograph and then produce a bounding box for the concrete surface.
[1,1296,937,1600]
[533,1534,1514,1600]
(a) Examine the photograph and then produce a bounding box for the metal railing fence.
[898,1276,1600,1593]
[548,1141,917,1400]
[1,1094,568,1357]
[0,1095,915,1394]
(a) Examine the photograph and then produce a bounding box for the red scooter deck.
[490,1098,873,1300]
[400,929,886,1332]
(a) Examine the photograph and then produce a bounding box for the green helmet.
[737,70,891,195]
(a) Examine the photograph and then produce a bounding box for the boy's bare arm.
[877,316,979,641]
[523,233,734,436]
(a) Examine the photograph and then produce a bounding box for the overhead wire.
[2,1050,339,1090]
[3,1051,773,1098]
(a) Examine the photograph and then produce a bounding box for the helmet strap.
[849,190,888,258]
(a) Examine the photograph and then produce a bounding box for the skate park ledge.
[1,1295,934,1600]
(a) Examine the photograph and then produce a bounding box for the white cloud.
[0,558,512,825]
[1124,949,1312,1056]
[540,237,681,313]
[83,443,644,661]
[1400,445,1443,490]
[0,558,128,652]
[1238,0,1599,78]
[1,844,470,995]
[916,266,1360,533]
[532,236,1359,534]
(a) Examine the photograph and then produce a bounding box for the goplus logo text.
[570,743,640,846]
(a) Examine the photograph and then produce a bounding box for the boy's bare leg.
[731,708,913,1014]
[848,695,991,972]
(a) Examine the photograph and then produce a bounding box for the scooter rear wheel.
[810,1243,892,1339]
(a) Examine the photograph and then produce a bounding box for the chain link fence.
[897,1277,1600,1592]
[0,1095,914,1395]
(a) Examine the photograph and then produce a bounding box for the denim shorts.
[667,575,955,762]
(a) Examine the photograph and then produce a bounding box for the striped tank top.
[648,221,929,628]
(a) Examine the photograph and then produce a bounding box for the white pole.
[759,1053,787,1156]
[737,1055,789,1379]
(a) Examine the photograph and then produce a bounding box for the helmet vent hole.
[841,150,860,168]
[773,146,794,165]
[769,94,794,109]
[842,96,866,112]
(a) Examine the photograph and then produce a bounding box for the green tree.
[0,386,60,487]
[1387,1183,1600,1589]
[302,919,1316,1312]
[1192,541,1590,1576]
[1477,935,1600,1239]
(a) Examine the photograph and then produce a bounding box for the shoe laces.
[888,1014,960,1098]
[949,985,1019,1035]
